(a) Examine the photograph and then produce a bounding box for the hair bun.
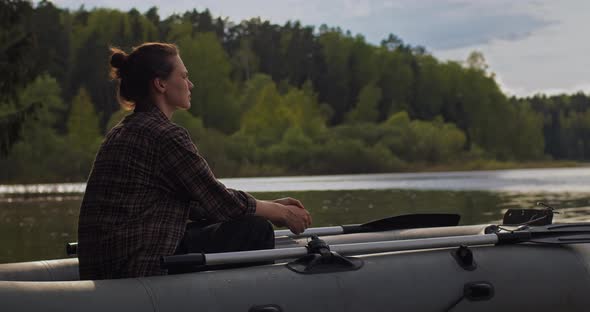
[110,52,128,69]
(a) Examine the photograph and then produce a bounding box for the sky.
[48,0,590,97]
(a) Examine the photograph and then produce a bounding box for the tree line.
[0,0,588,183]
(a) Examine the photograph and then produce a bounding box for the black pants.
[169,215,275,274]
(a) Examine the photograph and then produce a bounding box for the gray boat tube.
[1,224,489,282]
[4,243,590,312]
[163,223,590,268]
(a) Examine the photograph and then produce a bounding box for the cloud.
[323,0,554,49]
[433,1,590,96]
[343,0,373,18]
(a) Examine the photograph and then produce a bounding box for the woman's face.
[163,55,194,111]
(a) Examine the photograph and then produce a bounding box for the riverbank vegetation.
[1,1,588,183]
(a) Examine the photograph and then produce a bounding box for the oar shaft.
[200,234,499,266]
[331,234,498,255]
[274,213,460,238]
[274,226,346,238]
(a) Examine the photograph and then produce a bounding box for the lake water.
[1,167,590,263]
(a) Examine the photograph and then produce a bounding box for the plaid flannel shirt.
[77,105,256,279]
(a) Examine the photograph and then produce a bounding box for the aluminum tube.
[331,234,499,255]
[203,234,499,266]
[205,247,309,265]
[274,226,345,238]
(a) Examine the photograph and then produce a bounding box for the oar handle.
[161,253,206,268]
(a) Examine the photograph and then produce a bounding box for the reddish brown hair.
[109,42,179,110]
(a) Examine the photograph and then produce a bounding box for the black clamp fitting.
[306,235,332,257]
[287,235,363,274]
[452,245,477,271]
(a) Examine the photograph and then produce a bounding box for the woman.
[77,42,312,280]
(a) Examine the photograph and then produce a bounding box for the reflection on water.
[0,183,86,195]
[0,195,80,264]
[1,189,589,263]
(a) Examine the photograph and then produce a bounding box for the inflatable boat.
[1,211,590,311]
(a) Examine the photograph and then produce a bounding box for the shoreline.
[402,160,586,173]
[0,161,587,186]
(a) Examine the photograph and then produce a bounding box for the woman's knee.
[235,216,275,249]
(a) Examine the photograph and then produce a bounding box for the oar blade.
[357,213,461,232]
[531,234,590,244]
[527,223,590,244]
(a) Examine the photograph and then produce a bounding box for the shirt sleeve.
[159,127,256,222]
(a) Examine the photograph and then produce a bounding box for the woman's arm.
[160,128,256,221]
[160,127,312,232]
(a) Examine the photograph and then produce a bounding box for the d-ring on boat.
[1,211,590,311]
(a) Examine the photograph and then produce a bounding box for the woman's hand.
[255,198,312,235]
[273,197,304,209]
[280,204,312,234]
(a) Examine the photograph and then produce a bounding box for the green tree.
[348,35,379,115]
[237,74,275,114]
[165,15,193,42]
[64,87,102,180]
[559,110,590,160]
[19,74,66,128]
[240,81,291,146]
[410,55,445,120]
[380,111,466,163]
[144,6,160,27]
[279,21,316,87]
[0,0,40,155]
[178,32,240,133]
[67,88,101,146]
[282,81,326,138]
[0,73,67,182]
[376,48,414,117]
[31,1,70,91]
[504,101,545,160]
[466,51,489,72]
[68,8,157,127]
[317,30,354,123]
[407,117,466,163]
[346,82,382,123]
[231,37,259,82]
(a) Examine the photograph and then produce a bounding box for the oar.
[275,213,461,238]
[65,213,460,256]
[161,223,590,268]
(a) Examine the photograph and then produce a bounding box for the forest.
[1,0,589,183]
